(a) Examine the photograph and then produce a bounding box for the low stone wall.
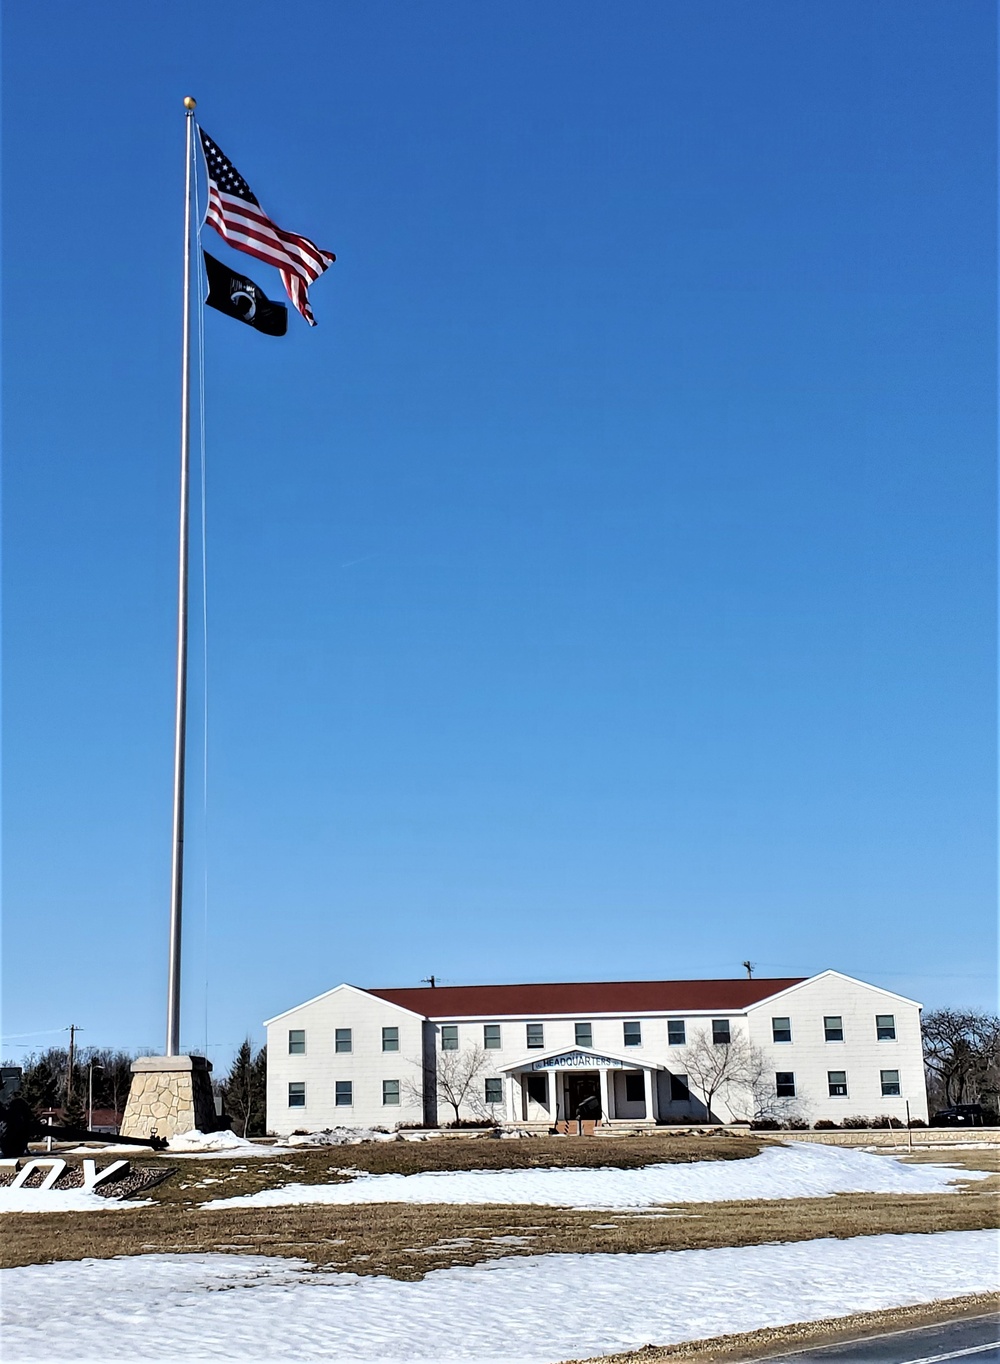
[758,1127,998,1148]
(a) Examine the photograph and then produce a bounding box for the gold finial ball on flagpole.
[183,96,197,110]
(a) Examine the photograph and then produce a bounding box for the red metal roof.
[368,978,805,1019]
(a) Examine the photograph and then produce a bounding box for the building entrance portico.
[500,1047,662,1124]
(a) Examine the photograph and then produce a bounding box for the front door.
[566,1071,601,1119]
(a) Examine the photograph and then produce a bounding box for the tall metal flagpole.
[166,95,197,1057]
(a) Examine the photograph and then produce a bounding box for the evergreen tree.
[223,1040,267,1137]
[20,1059,59,1116]
[62,1088,86,1129]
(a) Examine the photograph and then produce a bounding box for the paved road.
[746,1312,1000,1363]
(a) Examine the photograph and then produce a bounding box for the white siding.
[745,974,927,1124]
[265,985,425,1135]
[264,972,928,1130]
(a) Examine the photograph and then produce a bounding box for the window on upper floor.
[623,1020,642,1047]
[485,1078,503,1105]
[771,1017,792,1043]
[382,1079,400,1105]
[483,1024,501,1049]
[670,1072,690,1102]
[880,1069,901,1097]
[667,1020,686,1046]
[382,1026,399,1052]
[824,1016,844,1042]
[775,1072,796,1098]
[876,1014,896,1041]
[712,1019,731,1046]
[526,1023,544,1049]
[288,1029,305,1054]
[440,1025,459,1051]
[335,1080,353,1106]
[575,1022,593,1049]
[828,1070,848,1097]
[288,1081,305,1107]
[624,1072,644,1103]
[334,1028,352,1053]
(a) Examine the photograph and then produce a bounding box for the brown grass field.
[2,1136,996,1277]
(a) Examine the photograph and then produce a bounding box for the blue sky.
[3,2,996,1069]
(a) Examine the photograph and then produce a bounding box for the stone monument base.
[120,1055,215,1139]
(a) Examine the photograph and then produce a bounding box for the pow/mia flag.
[203,251,287,336]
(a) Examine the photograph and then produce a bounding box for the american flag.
[199,128,334,326]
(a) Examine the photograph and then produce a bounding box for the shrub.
[749,1118,782,1131]
[869,1115,904,1129]
[841,1115,871,1129]
[908,1117,927,1128]
[813,1119,840,1130]
[785,1117,810,1130]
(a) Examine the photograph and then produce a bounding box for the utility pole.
[421,975,437,988]
[742,961,755,980]
[65,1024,81,1110]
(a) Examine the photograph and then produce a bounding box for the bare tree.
[922,1010,1000,1112]
[679,1032,772,1122]
[409,1045,495,1125]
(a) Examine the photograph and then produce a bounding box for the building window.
[771,1017,792,1044]
[880,1069,901,1097]
[382,1026,399,1052]
[828,1070,848,1097]
[667,1020,686,1046]
[575,1022,593,1049]
[485,1078,503,1105]
[775,1072,796,1098]
[382,1079,400,1105]
[288,1081,306,1107]
[876,1014,896,1041]
[824,1016,844,1042]
[335,1028,352,1053]
[440,1025,459,1051]
[623,1020,642,1047]
[670,1073,690,1102]
[483,1024,501,1050]
[624,1072,645,1103]
[288,1029,305,1055]
[525,1074,547,1105]
[712,1019,731,1046]
[335,1080,353,1106]
[526,1023,544,1049]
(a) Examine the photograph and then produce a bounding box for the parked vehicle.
[929,1103,994,1127]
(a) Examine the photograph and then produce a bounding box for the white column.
[642,1066,655,1122]
[505,1074,517,1125]
[599,1068,612,1123]
[551,1071,560,1123]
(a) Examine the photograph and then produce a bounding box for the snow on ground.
[0,1188,150,1214]
[165,1129,296,1156]
[203,1140,988,1211]
[287,1127,400,1147]
[2,1230,996,1363]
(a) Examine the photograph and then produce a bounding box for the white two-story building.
[263,971,928,1135]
